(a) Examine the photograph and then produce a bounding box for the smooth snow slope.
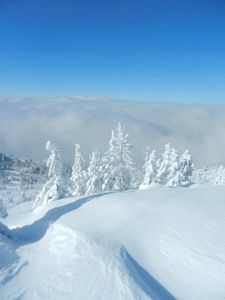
[1,185,225,299]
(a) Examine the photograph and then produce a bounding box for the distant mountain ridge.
[0,152,73,207]
[0,152,47,207]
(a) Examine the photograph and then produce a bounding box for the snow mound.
[1,185,225,299]
[0,223,173,300]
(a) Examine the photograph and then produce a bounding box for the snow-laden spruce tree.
[166,148,193,187]
[69,144,87,197]
[156,143,173,184]
[166,147,181,187]
[214,165,225,185]
[141,147,157,187]
[102,122,134,191]
[179,149,193,183]
[33,141,64,208]
[86,151,103,195]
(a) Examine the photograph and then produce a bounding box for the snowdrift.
[1,185,225,299]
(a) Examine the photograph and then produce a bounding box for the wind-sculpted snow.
[11,193,111,245]
[122,250,175,300]
[1,186,225,299]
[1,222,174,300]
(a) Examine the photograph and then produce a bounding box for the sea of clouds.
[0,96,225,167]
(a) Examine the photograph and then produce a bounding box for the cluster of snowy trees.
[193,165,225,185]
[34,123,193,208]
[141,144,192,188]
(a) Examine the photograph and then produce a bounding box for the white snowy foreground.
[1,185,225,300]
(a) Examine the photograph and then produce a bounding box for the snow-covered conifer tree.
[101,154,112,191]
[179,149,193,183]
[166,147,180,187]
[70,144,86,197]
[102,123,134,191]
[130,165,143,189]
[166,171,184,187]
[156,143,173,184]
[167,148,193,187]
[86,151,103,195]
[141,147,157,187]
[33,141,64,208]
[214,165,225,185]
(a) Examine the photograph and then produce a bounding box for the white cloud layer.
[0,96,225,167]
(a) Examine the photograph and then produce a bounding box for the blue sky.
[0,0,225,103]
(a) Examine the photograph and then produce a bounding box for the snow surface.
[1,185,225,299]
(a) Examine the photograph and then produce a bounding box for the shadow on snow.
[8,191,176,300]
[122,248,176,300]
[11,192,112,246]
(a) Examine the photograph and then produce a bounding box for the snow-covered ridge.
[1,186,225,299]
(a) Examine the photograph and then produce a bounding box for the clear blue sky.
[0,0,225,103]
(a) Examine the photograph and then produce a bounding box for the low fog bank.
[0,96,225,167]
